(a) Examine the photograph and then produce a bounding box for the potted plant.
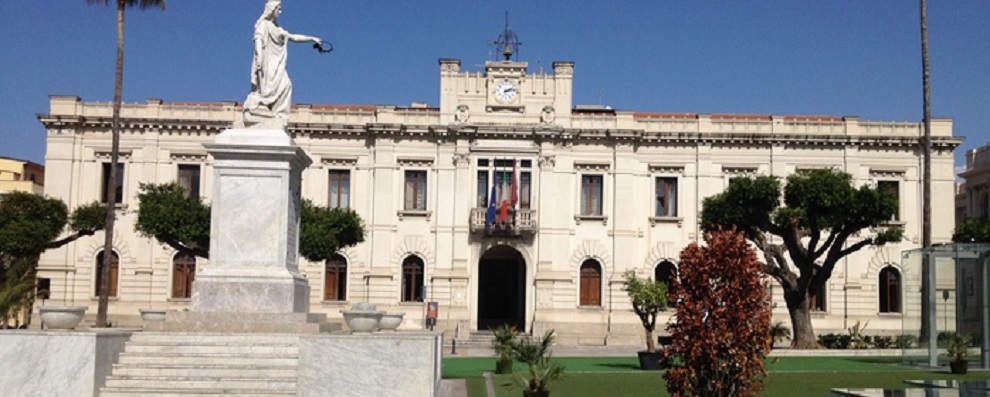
[491,324,519,374]
[511,330,565,397]
[622,270,669,370]
[946,333,971,374]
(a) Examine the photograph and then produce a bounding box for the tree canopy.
[700,168,902,348]
[135,182,366,263]
[953,217,990,243]
[0,192,105,325]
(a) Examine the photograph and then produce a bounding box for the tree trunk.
[918,0,933,343]
[97,1,125,328]
[645,328,656,353]
[784,289,820,349]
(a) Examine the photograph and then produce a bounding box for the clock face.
[493,79,519,103]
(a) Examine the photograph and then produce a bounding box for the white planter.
[39,306,87,330]
[341,310,383,333]
[378,312,405,331]
[139,309,167,324]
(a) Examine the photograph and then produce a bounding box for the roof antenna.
[491,12,521,61]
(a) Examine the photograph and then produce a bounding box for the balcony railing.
[470,208,538,236]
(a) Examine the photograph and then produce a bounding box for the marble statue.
[242,0,322,129]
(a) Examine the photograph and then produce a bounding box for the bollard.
[451,338,458,355]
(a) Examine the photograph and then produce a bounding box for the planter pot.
[950,360,968,374]
[378,312,405,331]
[39,306,87,330]
[495,357,514,374]
[523,390,550,397]
[139,309,167,324]
[341,310,384,333]
[637,351,664,370]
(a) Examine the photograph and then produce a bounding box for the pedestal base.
[149,311,339,334]
[192,273,310,313]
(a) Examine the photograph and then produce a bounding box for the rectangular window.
[580,175,603,216]
[328,170,351,209]
[520,172,531,209]
[877,180,900,221]
[177,164,201,199]
[477,170,489,208]
[101,163,125,204]
[404,170,427,210]
[810,285,827,312]
[655,177,678,217]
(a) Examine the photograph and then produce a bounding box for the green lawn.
[444,356,990,397]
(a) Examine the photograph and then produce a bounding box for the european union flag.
[485,184,497,225]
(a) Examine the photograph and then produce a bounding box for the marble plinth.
[195,128,313,314]
[0,330,130,397]
[149,310,339,334]
[298,332,443,397]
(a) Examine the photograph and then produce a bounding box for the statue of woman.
[242,0,321,128]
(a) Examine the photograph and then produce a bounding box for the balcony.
[470,208,538,236]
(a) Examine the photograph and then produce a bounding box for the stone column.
[194,128,312,313]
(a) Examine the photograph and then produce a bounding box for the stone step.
[116,353,297,366]
[103,376,295,391]
[127,333,302,344]
[99,387,295,397]
[124,344,298,355]
[110,364,297,378]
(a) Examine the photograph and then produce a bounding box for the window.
[324,254,347,301]
[171,254,196,299]
[520,172,531,209]
[476,158,531,210]
[580,175,603,216]
[877,180,900,221]
[580,259,602,306]
[477,170,489,208]
[95,250,119,297]
[809,284,826,312]
[177,164,201,199]
[655,177,678,217]
[101,163,125,203]
[401,256,425,302]
[654,261,678,286]
[328,170,350,209]
[879,266,901,313]
[404,170,427,211]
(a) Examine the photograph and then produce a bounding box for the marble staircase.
[98,333,301,397]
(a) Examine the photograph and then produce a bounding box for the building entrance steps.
[98,333,301,397]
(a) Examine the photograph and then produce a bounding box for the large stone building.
[34,55,960,344]
[0,156,44,195]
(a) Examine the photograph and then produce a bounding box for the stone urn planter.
[139,309,167,325]
[39,306,87,330]
[341,303,384,333]
[377,312,405,331]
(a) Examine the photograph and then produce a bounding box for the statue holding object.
[241,0,322,129]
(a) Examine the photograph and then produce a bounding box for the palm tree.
[85,0,166,327]
[919,0,933,347]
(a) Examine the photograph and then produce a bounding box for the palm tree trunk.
[918,0,933,344]
[97,0,125,328]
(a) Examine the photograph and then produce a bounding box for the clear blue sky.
[1,1,987,169]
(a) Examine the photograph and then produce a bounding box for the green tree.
[135,183,366,262]
[0,192,105,325]
[86,0,166,328]
[664,228,771,397]
[622,269,668,353]
[700,168,902,348]
[953,217,990,243]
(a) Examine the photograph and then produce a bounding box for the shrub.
[871,335,893,349]
[664,228,771,397]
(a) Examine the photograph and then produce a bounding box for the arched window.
[401,256,424,302]
[171,254,196,299]
[95,250,119,297]
[324,254,347,301]
[579,259,602,306]
[654,260,678,286]
[879,266,902,313]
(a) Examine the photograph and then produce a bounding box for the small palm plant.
[511,330,565,397]
[771,321,791,346]
[946,333,972,374]
[490,324,519,374]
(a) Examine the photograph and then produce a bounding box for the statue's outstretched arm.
[287,33,321,46]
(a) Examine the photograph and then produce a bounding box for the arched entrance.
[477,245,526,331]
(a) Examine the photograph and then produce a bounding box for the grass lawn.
[444,356,990,397]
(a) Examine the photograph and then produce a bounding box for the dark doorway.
[477,246,526,331]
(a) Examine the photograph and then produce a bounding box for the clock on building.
[493,79,519,103]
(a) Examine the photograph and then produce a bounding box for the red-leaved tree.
[664,228,772,397]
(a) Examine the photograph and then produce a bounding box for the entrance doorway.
[477,246,526,331]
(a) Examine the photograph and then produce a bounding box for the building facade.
[0,156,44,195]
[34,58,960,344]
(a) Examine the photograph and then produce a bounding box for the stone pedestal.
[193,128,312,314]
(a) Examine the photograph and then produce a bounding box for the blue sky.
[1,1,987,168]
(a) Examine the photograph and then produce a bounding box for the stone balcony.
[469,208,537,236]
